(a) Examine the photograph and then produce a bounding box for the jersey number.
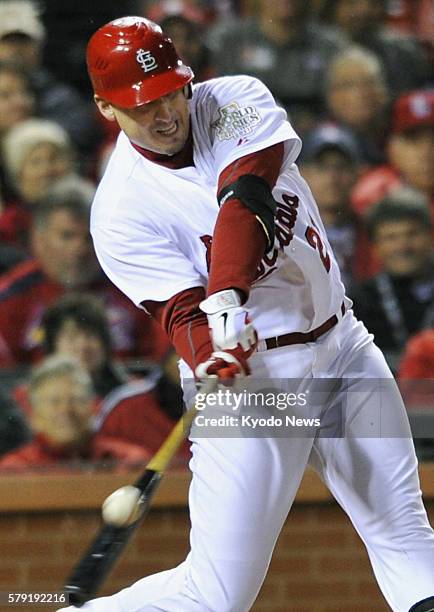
[305,224,331,273]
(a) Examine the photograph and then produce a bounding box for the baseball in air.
[102,485,143,527]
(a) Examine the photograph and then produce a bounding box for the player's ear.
[94,95,116,122]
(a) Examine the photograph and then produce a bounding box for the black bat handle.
[64,471,162,606]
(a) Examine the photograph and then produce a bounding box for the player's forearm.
[207,199,267,301]
[208,142,284,301]
[144,287,212,372]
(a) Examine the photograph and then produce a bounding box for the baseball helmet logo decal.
[136,49,158,73]
[86,16,194,107]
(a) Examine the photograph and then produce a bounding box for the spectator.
[94,362,187,460]
[321,0,431,95]
[40,293,187,457]
[299,123,363,288]
[144,0,219,27]
[0,176,171,367]
[0,1,101,160]
[209,0,345,131]
[2,119,76,212]
[384,0,433,42]
[0,61,35,247]
[325,46,390,165]
[42,293,128,398]
[399,329,434,380]
[398,329,434,460]
[160,14,215,82]
[350,190,434,371]
[0,61,34,141]
[0,241,28,274]
[0,356,151,468]
[39,1,138,98]
[352,90,434,221]
[0,388,30,457]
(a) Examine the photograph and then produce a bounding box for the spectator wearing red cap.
[399,329,434,380]
[385,0,433,44]
[398,328,434,460]
[352,90,434,228]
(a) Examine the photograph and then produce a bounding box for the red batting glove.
[195,348,252,382]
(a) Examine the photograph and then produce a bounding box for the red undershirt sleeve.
[208,142,284,301]
[143,287,212,373]
[142,143,285,371]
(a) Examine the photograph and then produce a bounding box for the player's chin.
[155,124,187,153]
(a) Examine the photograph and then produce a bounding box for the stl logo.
[136,48,158,73]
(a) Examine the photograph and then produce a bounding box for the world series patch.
[212,101,262,141]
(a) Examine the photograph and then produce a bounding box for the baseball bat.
[63,377,217,607]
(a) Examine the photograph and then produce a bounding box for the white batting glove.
[199,289,258,352]
[195,289,258,381]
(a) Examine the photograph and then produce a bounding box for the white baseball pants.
[63,312,434,612]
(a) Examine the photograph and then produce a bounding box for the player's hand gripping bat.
[63,377,217,607]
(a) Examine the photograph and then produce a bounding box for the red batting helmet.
[86,16,194,108]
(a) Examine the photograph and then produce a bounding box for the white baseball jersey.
[91,75,346,343]
[73,80,434,612]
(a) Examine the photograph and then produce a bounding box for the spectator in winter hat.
[2,118,75,206]
[0,0,101,158]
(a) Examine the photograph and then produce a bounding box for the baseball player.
[61,17,434,612]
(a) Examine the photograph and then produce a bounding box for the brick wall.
[1,500,433,612]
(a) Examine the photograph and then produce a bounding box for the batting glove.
[196,289,258,380]
[195,350,251,381]
[200,289,258,352]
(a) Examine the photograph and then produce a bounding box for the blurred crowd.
[0,0,432,468]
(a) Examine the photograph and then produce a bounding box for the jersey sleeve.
[92,221,205,307]
[206,76,301,176]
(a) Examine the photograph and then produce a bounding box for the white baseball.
[102,485,143,527]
